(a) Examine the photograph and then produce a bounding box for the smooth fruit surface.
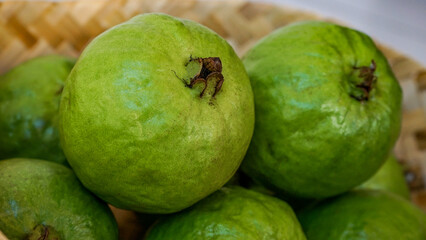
[0,55,74,165]
[298,190,426,240]
[357,155,410,199]
[0,158,118,240]
[145,186,306,240]
[242,21,402,199]
[59,13,254,213]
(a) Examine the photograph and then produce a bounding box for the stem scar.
[174,56,224,98]
[352,59,377,101]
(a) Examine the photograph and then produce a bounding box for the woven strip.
[0,0,425,209]
[0,231,7,240]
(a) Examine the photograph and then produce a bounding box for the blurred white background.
[254,0,426,66]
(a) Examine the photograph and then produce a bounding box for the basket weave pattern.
[0,0,425,209]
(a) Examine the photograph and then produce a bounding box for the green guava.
[145,186,306,240]
[0,158,118,239]
[0,55,74,165]
[356,155,410,199]
[298,190,426,240]
[59,13,254,213]
[241,21,402,199]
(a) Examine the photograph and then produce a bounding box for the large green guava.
[357,155,410,199]
[298,190,426,240]
[59,13,254,213]
[0,56,74,165]
[241,21,402,199]
[145,186,306,240]
[0,158,118,239]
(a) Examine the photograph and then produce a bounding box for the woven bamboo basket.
[0,0,425,239]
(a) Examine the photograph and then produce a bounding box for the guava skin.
[241,21,402,199]
[59,13,255,213]
[357,155,410,199]
[145,186,306,240]
[0,56,74,165]
[298,190,426,240]
[0,158,118,240]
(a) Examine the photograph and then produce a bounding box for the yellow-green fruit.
[357,155,410,199]
[298,190,426,240]
[0,56,74,165]
[145,186,306,240]
[0,158,118,239]
[59,13,254,213]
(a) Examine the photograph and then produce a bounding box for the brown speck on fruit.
[28,224,59,240]
[186,56,224,98]
[352,59,377,101]
[202,57,222,73]
[36,225,49,240]
[55,85,64,96]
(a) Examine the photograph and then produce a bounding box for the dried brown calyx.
[27,224,60,240]
[55,85,64,96]
[351,60,377,101]
[176,56,224,98]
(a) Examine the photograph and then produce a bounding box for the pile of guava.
[1,12,424,240]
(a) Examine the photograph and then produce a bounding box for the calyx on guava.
[177,56,224,98]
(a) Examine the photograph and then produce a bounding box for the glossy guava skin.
[0,56,74,165]
[0,158,118,240]
[145,186,306,240]
[59,13,255,213]
[357,155,410,199]
[241,21,402,199]
[298,190,426,240]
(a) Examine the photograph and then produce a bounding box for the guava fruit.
[357,155,410,199]
[145,186,306,240]
[59,13,255,213]
[0,158,118,239]
[241,21,402,199]
[0,55,74,165]
[298,190,426,240]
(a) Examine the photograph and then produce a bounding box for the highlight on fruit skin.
[145,186,307,240]
[298,189,426,240]
[59,13,255,214]
[241,20,402,200]
[0,55,75,165]
[0,158,118,240]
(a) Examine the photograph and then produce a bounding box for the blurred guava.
[0,56,74,164]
